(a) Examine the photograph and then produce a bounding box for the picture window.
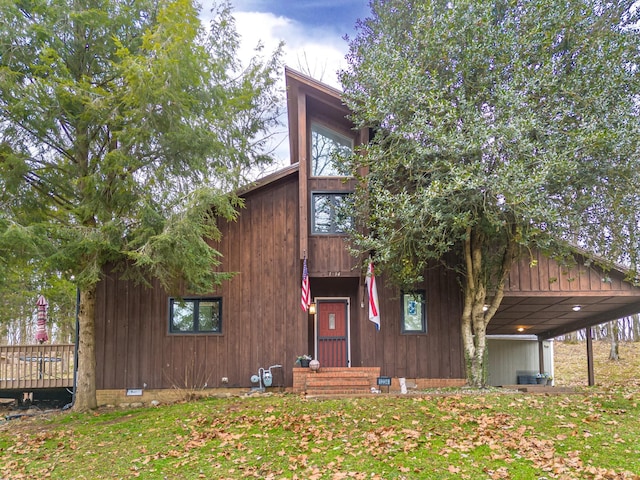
[169,298,222,334]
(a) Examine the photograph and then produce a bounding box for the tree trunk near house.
[73,285,97,412]
[608,319,620,361]
[460,227,515,388]
[632,314,640,342]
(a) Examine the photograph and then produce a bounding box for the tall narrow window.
[401,291,426,334]
[169,298,222,334]
[311,123,353,176]
[312,192,352,234]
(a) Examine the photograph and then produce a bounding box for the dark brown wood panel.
[150,284,164,389]
[507,250,635,295]
[91,69,640,393]
[126,284,142,388]
[95,173,303,390]
[115,276,129,387]
[308,178,357,191]
[350,264,465,381]
[94,272,109,388]
[308,236,359,277]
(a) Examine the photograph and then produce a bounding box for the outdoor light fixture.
[572,305,582,312]
[308,302,316,315]
[517,327,525,332]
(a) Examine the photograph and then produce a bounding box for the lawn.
[1,340,639,479]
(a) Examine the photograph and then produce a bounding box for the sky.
[202,0,371,88]
[199,0,371,168]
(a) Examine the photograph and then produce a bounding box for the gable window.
[312,192,352,234]
[169,298,222,334]
[401,291,426,334]
[311,123,353,177]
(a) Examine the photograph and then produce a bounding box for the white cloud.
[200,5,350,172]
[230,10,349,170]
[233,11,348,88]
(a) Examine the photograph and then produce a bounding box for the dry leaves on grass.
[2,386,639,479]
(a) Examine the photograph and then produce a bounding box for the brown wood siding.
[95,69,471,391]
[95,173,303,390]
[297,84,309,261]
[308,236,359,277]
[307,177,359,276]
[354,265,465,380]
[506,250,635,295]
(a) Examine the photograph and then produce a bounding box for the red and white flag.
[366,261,380,330]
[301,256,310,311]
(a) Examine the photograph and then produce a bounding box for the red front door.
[317,300,348,367]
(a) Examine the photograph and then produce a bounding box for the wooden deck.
[0,344,74,391]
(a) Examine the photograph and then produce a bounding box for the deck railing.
[0,344,75,390]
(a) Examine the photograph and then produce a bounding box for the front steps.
[293,367,380,396]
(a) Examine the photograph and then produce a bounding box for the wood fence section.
[0,344,74,390]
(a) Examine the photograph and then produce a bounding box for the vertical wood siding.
[352,264,466,380]
[506,251,634,294]
[95,174,304,390]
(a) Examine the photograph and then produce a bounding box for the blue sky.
[202,0,371,88]
[200,0,370,169]
[229,0,370,37]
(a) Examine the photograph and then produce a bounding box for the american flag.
[301,256,310,311]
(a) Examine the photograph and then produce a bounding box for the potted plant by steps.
[295,354,312,368]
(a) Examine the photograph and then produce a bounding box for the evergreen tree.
[0,0,282,410]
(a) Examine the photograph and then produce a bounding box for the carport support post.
[538,340,545,376]
[586,327,595,386]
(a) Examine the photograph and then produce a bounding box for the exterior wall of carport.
[486,336,554,386]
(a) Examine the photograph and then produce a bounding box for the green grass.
[2,388,640,479]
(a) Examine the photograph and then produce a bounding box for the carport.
[487,252,640,385]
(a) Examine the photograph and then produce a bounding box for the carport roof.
[488,292,640,339]
[486,252,640,340]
